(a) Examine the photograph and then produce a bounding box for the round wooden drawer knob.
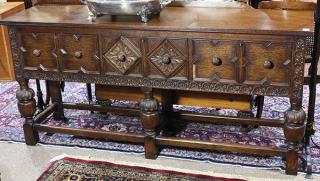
[263,60,274,69]
[74,51,82,59]
[162,56,171,64]
[32,49,41,57]
[212,57,222,66]
[117,54,126,62]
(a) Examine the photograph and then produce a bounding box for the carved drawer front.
[19,33,58,71]
[60,34,99,74]
[147,38,188,79]
[244,42,292,85]
[102,36,142,76]
[192,40,238,83]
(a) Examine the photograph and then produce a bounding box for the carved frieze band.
[290,38,305,110]
[21,70,289,97]
[8,26,22,81]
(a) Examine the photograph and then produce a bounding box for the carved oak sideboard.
[0,5,314,175]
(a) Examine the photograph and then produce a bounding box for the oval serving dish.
[81,0,169,22]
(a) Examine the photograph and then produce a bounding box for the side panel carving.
[8,26,22,81]
[290,38,305,110]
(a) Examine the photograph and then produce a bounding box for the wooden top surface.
[0,5,314,35]
[0,2,24,19]
[167,0,251,9]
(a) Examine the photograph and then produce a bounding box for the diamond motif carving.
[104,37,141,74]
[149,40,186,77]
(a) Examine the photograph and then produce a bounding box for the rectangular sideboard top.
[0,5,314,35]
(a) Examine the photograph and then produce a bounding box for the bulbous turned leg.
[140,87,160,159]
[16,79,39,145]
[284,108,306,175]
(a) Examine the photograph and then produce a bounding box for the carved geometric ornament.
[148,39,186,77]
[104,36,141,74]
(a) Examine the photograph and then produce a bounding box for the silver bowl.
[81,0,170,22]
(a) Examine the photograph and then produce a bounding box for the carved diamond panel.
[148,40,186,78]
[104,37,141,74]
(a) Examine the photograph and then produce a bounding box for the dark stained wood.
[283,122,306,174]
[0,5,314,36]
[16,79,39,145]
[193,40,239,83]
[47,81,65,120]
[3,5,312,175]
[60,34,99,74]
[244,42,292,86]
[254,5,312,175]
[258,1,317,86]
[255,96,265,118]
[34,102,57,123]
[140,87,160,159]
[63,102,140,116]
[86,83,94,114]
[168,0,251,8]
[179,112,285,127]
[258,1,316,11]
[157,136,287,156]
[304,62,320,84]
[20,32,58,71]
[30,0,82,6]
[34,124,145,143]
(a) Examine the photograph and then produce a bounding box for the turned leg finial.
[16,79,39,145]
[140,87,160,159]
[284,108,306,175]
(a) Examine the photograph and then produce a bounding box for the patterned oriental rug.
[37,157,246,181]
[0,81,319,173]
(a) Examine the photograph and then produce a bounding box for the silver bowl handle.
[80,0,87,5]
[160,0,173,8]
